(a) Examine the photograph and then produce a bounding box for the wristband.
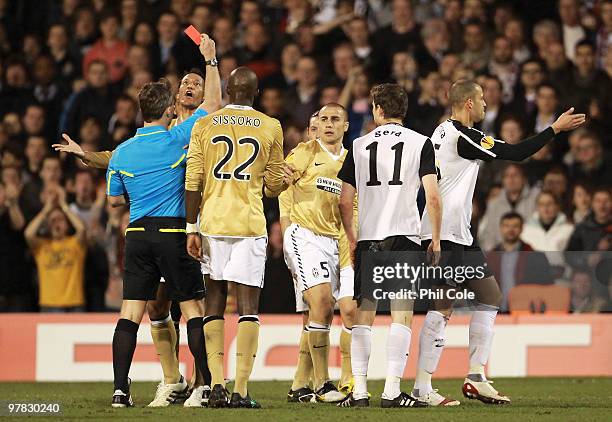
[186,222,199,234]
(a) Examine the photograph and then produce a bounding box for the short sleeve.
[338,147,356,187]
[169,108,208,146]
[419,138,437,178]
[106,166,125,196]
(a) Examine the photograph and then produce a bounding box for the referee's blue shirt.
[106,108,207,223]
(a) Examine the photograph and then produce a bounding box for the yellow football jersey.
[186,105,285,237]
[279,139,346,238]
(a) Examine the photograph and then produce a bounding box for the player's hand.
[187,233,203,262]
[551,107,586,134]
[199,33,216,61]
[52,134,85,158]
[283,163,296,185]
[427,240,441,267]
[349,239,357,266]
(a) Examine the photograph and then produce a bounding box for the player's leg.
[303,282,338,401]
[288,310,316,402]
[170,300,182,359]
[463,274,510,404]
[231,282,262,408]
[337,292,356,393]
[346,304,376,406]
[147,286,190,407]
[203,276,228,407]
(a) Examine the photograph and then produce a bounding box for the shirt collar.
[135,125,167,136]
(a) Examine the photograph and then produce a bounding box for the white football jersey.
[338,123,436,244]
[421,119,504,246]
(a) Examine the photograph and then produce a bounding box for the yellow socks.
[150,315,181,384]
[339,325,353,386]
[203,316,225,387]
[234,315,260,397]
[308,322,330,390]
[291,327,313,390]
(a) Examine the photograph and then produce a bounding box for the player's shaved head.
[449,79,481,107]
[319,102,348,121]
[227,66,258,105]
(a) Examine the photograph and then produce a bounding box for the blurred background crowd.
[0,0,610,314]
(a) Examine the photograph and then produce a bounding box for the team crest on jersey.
[312,267,320,278]
[480,136,495,150]
[316,177,341,195]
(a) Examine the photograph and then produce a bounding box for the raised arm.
[457,108,585,162]
[57,187,86,244]
[199,34,221,114]
[24,194,55,250]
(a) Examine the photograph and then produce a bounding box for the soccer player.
[337,83,442,408]
[184,67,287,408]
[52,49,221,407]
[414,80,585,406]
[280,104,357,403]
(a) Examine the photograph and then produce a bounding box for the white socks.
[414,311,447,395]
[468,305,497,380]
[351,325,371,400]
[383,323,411,400]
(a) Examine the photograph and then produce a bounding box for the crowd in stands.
[0,0,610,313]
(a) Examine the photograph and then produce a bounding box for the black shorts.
[123,217,205,302]
[353,235,424,305]
[420,239,492,286]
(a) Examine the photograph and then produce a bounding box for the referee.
[107,34,214,408]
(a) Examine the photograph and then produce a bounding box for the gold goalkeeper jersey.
[279,139,346,239]
[185,104,285,238]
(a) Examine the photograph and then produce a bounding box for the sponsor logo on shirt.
[316,177,341,195]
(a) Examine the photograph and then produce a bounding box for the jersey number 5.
[365,141,404,186]
[212,135,260,181]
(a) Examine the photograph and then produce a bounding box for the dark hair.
[183,68,205,80]
[575,38,595,52]
[536,82,559,97]
[99,9,120,24]
[485,74,503,91]
[448,79,480,107]
[138,80,174,122]
[320,102,348,120]
[537,189,561,206]
[370,83,409,119]
[592,187,612,198]
[500,211,523,225]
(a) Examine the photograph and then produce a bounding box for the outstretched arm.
[457,108,586,162]
[199,34,221,114]
[52,133,113,169]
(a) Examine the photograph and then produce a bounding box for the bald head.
[227,66,258,105]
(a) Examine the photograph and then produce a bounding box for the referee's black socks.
[186,317,210,386]
[112,318,139,392]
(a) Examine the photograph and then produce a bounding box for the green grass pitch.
[1,378,611,421]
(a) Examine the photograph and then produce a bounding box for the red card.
[184,25,201,45]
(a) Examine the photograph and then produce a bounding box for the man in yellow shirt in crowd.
[24,186,87,312]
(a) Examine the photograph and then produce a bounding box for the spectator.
[521,190,574,267]
[390,51,418,94]
[478,164,539,251]
[460,20,489,73]
[532,20,561,59]
[569,40,612,111]
[566,188,611,263]
[262,42,301,90]
[21,155,63,221]
[24,186,87,312]
[374,0,421,74]
[530,83,559,134]
[238,22,278,80]
[487,36,519,103]
[414,18,449,79]
[23,136,47,181]
[153,11,201,76]
[212,16,237,59]
[46,23,79,85]
[347,17,374,66]
[488,212,553,312]
[119,0,138,39]
[569,131,612,185]
[339,67,372,144]
[406,70,444,136]
[71,7,98,57]
[479,75,510,137]
[544,41,573,103]
[541,167,569,207]
[504,18,531,63]
[596,0,612,68]
[570,269,607,313]
[329,43,357,86]
[558,0,588,63]
[61,60,117,139]
[0,172,32,311]
[0,59,32,117]
[190,4,213,35]
[259,87,287,124]
[20,105,47,143]
[82,11,129,84]
[284,56,320,128]
[570,182,592,225]
[32,55,68,137]
[524,143,556,187]
[511,59,545,117]
[107,95,138,148]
